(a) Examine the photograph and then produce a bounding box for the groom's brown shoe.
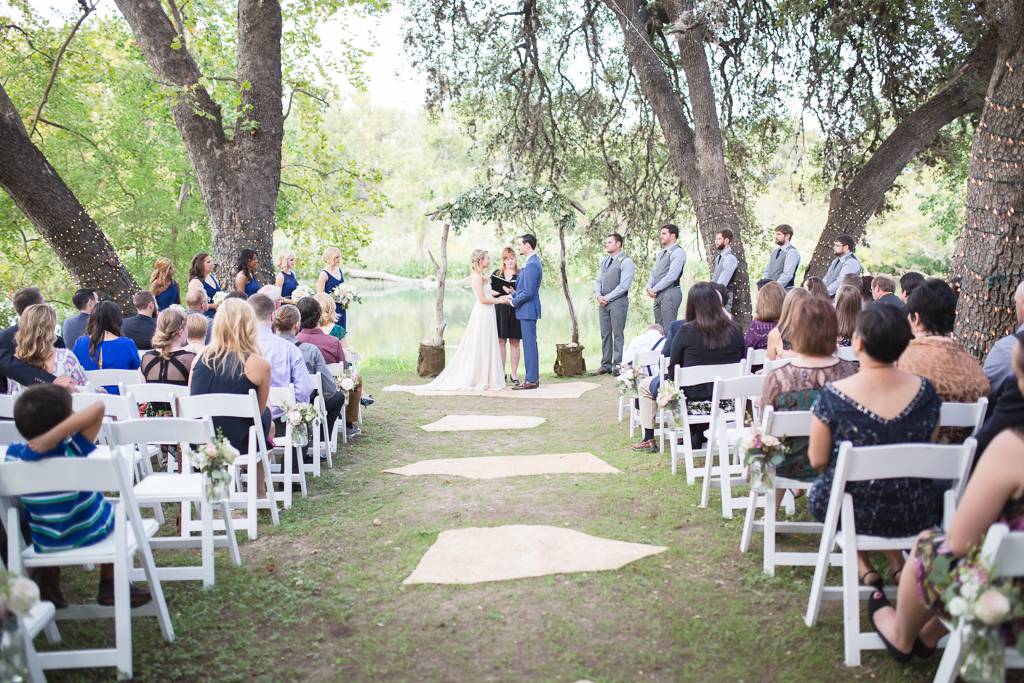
[512,381,539,390]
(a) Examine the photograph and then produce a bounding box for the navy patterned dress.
[808,378,942,537]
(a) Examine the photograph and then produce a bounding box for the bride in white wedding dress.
[385,250,507,392]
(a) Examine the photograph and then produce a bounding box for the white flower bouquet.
[291,285,313,300]
[333,366,360,393]
[0,569,38,679]
[616,363,640,399]
[929,545,1024,682]
[0,570,39,621]
[185,432,239,503]
[212,291,228,306]
[283,401,318,447]
[737,426,786,494]
[656,380,686,430]
[167,303,186,313]
[332,283,361,309]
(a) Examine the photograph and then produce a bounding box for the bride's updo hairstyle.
[471,249,488,275]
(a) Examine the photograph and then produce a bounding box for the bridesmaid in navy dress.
[188,252,221,320]
[275,249,299,303]
[316,246,347,331]
[150,258,181,311]
[235,248,260,297]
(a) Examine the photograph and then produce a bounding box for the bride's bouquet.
[332,283,362,309]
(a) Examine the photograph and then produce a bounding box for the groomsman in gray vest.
[823,233,861,296]
[762,224,800,289]
[711,228,739,313]
[646,224,686,329]
[593,233,635,376]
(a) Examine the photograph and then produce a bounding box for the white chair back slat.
[0,421,25,446]
[267,384,296,408]
[939,398,989,437]
[72,392,138,421]
[83,369,144,388]
[0,394,13,419]
[763,357,794,373]
[635,350,663,378]
[711,374,766,402]
[837,440,977,483]
[744,347,769,374]
[674,361,745,387]
[325,362,344,377]
[0,453,119,497]
[835,346,858,362]
[761,406,813,437]
[106,416,215,448]
[124,383,182,410]
[177,392,261,420]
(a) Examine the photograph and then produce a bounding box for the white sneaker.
[346,425,361,437]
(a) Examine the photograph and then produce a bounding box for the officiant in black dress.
[493,246,523,384]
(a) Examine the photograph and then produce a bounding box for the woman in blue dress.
[188,252,221,320]
[316,246,347,330]
[807,305,942,591]
[72,301,141,395]
[149,258,180,311]
[235,248,260,297]
[274,249,299,303]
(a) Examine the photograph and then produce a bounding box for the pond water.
[346,283,653,365]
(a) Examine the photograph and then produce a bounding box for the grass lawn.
[43,370,985,682]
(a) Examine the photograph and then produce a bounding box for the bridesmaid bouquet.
[291,285,313,300]
[332,283,362,309]
[212,291,228,306]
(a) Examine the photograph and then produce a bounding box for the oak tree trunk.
[0,83,139,312]
[951,6,1024,360]
[113,0,283,285]
[805,32,997,278]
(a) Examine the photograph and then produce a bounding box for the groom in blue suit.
[506,234,542,389]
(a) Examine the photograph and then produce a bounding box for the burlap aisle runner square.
[384,452,620,479]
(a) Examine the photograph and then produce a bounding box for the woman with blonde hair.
[313,291,347,344]
[189,299,272,493]
[834,284,862,347]
[274,249,299,303]
[139,309,195,414]
[315,246,348,330]
[385,249,508,393]
[745,280,785,354]
[150,257,181,311]
[493,246,522,384]
[8,304,87,393]
[766,287,812,361]
[188,252,220,319]
[183,313,209,355]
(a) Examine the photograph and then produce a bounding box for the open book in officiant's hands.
[490,274,515,296]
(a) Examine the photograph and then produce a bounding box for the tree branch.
[283,88,328,120]
[1,23,55,62]
[29,2,94,139]
[280,180,315,201]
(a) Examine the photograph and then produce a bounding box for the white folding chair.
[0,440,175,679]
[740,407,827,575]
[835,346,858,362]
[932,522,1024,683]
[21,597,61,683]
[939,397,989,438]
[106,417,242,588]
[124,383,183,472]
[307,372,332,476]
[666,361,746,481]
[743,347,769,375]
[0,421,25,446]
[699,374,766,517]
[83,369,144,391]
[176,390,280,539]
[326,363,351,446]
[0,393,13,419]
[804,438,977,666]
[630,351,666,439]
[266,385,306,509]
[763,357,794,373]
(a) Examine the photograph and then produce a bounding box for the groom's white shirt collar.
[525,252,538,264]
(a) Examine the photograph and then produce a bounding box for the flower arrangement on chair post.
[737,426,785,494]
[656,380,685,430]
[333,366,359,394]
[332,283,362,310]
[616,363,640,399]
[283,401,318,448]
[0,569,39,680]
[929,545,1024,683]
[185,430,239,503]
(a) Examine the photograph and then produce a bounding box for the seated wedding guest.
[275,250,299,303]
[9,386,152,606]
[256,285,282,309]
[983,279,1024,395]
[897,278,989,443]
[0,346,72,395]
[149,257,181,311]
[633,282,743,453]
[189,298,272,495]
[868,335,1024,662]
[766,287,811,361]
[808,304,941,590]
[61,288,98,344]
[1,287,65,356]
[250,292,313,410]
[868,274,907,317]
[223,291,247,302]
[622,324,666,377]
[274,304,346,439]
[185,288,212,344]
[121,291,158,351]
[183,313,209,355]
[296,297,346,365]
[802,276,831,301]
[235,248,261,296]
[899,271,925,304]
[745,281,785,353]
[760,298,856,486]
[834,284,862,347]
[756,278,773,291]
[72,301,140,394]
[140,309,195,415]
[188,252,220,319]
[841,273,862,292]
[859,274,875,304]
[7,304,87,394]
[313,292,347,344]
[710,282,732,318]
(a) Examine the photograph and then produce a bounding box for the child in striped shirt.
[8,384,151,606]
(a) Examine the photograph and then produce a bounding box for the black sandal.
[912,637,936,659]
[892,568,903,586]
[860,570,884,591]
[867,590,913,663]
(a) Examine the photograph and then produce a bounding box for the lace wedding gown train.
[385,273,506,392]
